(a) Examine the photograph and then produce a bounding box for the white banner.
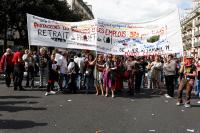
[96,9,183,56]
[27,14,97,50]
[27,10,183,56]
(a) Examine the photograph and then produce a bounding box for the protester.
[196,58,200,98]
[96,54,106,96]
[149,55,162,94]
[38,47,49,88]
[0,48,14,87]
[58,52,69,92]
[135,57,143,93]
[103,54,117,98]
[33,51,39,76]
[74,53,85,90]
[84,54,96,94]
[125,56,137,95]
[114,56,124,91]
[23,50,35,88]
[163,54,176,98]
[177,56,197,108]
[67,57,79,94]
[45,54,57,96]
[12,47,24,91]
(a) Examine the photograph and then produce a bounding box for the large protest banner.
[96,9,183,56]
[27,14,97,50]
[27,9,183,56]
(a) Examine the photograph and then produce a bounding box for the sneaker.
[165,94,172,99]
[112,95,115,98]
[50,91,56,95]
[184,103,191,108]
[45,92,49,96]
[176,102,182,106]
[105,94,108,97]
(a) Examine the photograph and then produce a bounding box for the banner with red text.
[27,14,97,50]
[96,9,183,56]
[27,9,183,56]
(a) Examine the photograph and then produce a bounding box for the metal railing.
[195,30,200,36]
[195,19,200,26]
[194,41,200,47]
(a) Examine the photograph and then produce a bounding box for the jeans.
[5,67,13,86]
[178,79,195,104]
[59,73,69,90]
[26,66,34,87]
[165,75,175,97]
[85,75,94,93]
[197,79,200,98]
[13,71,23,90]
[39,67,48,87]
[76,73,83,90]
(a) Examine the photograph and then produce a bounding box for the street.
[0,81,200,133]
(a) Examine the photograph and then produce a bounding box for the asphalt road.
[0,80,200,133]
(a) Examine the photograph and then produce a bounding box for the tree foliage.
[147,35,160,43]
[0,0,84,48]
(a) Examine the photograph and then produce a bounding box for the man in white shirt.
[58,52,69,91]
[74,53,85,90]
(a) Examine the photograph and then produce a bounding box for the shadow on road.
[0,119,47,129]
[0,101,38,105]
[0,96,41,99]
[0,106,46,112]
[191,104,200,108]
[116,89,162,99]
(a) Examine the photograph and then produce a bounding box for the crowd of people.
[0,47,200,108]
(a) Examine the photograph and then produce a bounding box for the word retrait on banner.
[27,9,183,55]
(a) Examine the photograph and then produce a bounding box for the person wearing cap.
[0,48,14,87]
[177,56,197,108]
[163,54,176,98]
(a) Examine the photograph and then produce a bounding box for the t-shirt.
[184,64,196,79]
[60,56,68,74]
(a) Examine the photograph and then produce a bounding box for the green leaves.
[147,35,160,43]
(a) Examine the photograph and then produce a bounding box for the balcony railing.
[183,42,192,50]
[195,31,200,37]
[183,34,192,40]
[194,41,200,47]
[195,19,200,26]
[186,25,192,31]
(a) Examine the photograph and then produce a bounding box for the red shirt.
[12,51,23,65]
[0,53,14,71]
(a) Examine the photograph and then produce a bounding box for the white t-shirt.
[60,56,68,74]
[74,57,85,74]
[55,53,63,66]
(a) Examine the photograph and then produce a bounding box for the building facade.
[181,0,200,57]
[67,0,94,20]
